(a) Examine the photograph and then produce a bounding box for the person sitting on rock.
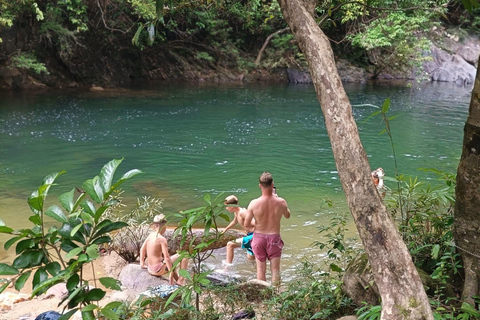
[140,214,188,285]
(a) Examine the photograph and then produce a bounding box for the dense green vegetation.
[0,0,478,84]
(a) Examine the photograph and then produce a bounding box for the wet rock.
[207,271,241,286]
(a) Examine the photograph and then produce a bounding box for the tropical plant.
[9,52,49,74]
[107,196,165,263]
[0,159,142,319]
[166,193,229,312]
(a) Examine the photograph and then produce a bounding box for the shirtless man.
[140,214,188,285]
[221,195,255,265]
[245,172,290,285]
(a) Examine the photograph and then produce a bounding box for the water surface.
[0,81,471,281]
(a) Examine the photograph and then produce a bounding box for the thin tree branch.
[255,27,290,65]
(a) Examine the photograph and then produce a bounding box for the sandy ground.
[0,252,126,320]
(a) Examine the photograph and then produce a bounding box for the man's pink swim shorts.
[251,233,284,262]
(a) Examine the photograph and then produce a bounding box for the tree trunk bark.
[454,53,480,305]
[276,1,433,319]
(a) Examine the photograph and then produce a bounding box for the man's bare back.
[247,195,289,234]
[244,172,290,285]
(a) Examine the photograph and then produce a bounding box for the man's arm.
[221,214,238,234]
[140,238,148,268]
[244,202,255,229]
[281,198,291,219]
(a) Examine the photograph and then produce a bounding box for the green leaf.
[86,244,99,259]
[179,269,191,280]
[330,263,343,272]
[165,288,182,306]
[81,211,94,225]
[99,159,122,195]
[58,309,78,320]
[100,307,119,320]
[99,277,122,291]
[65,247,83,260]
[70,224,82,237]
[93,221,128,239]
[82,177,102,203]
[78,254,88,262]
[46,262,62,276]
[80,200,97,216]
[132,24,143,46]
[195,242,208,250]
[28,190,43,213]
[4,236,21,250]
[59,189,75,212]
[0,263,19,275]
[0,281,10,294]
[13,251,36,268]
[431,244,440,259]
[31,274,64,297]
[81,310,96,320]
[28,214,42,225]
[84,288,106,301]
[15,239,35,254]
[204,193,211,204]
[14,271,32,291]
[82,304,98,312]
[45,205,68,223]
[91,236,111,245]
[103,301,123,310]
[460,302,479,315]
[71,192,87,213]
[105,169,142,199]
[32,268,48,291]
[60,239,79,253]
[381,98,391,113]
[0,226,13,233]
[67,274,80,291]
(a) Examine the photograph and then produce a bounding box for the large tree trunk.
[454,54,480,305]
[276,1,433,319]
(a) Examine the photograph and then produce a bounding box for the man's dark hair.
[259,172,273,187]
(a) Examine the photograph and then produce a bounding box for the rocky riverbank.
[0,24,478,91]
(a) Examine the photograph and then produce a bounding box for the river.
[0,80,472,281]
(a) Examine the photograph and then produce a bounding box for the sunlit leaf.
[86,244,99,259]
[70,224,82,237]
[59,189,75,212]
[65,247,83,260]
[99,277,122,291]
[99,159,122,195]
[45,205,68,223]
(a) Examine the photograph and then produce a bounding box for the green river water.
[0,81,472,281]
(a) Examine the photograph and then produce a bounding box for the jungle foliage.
[0,0,478,78]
